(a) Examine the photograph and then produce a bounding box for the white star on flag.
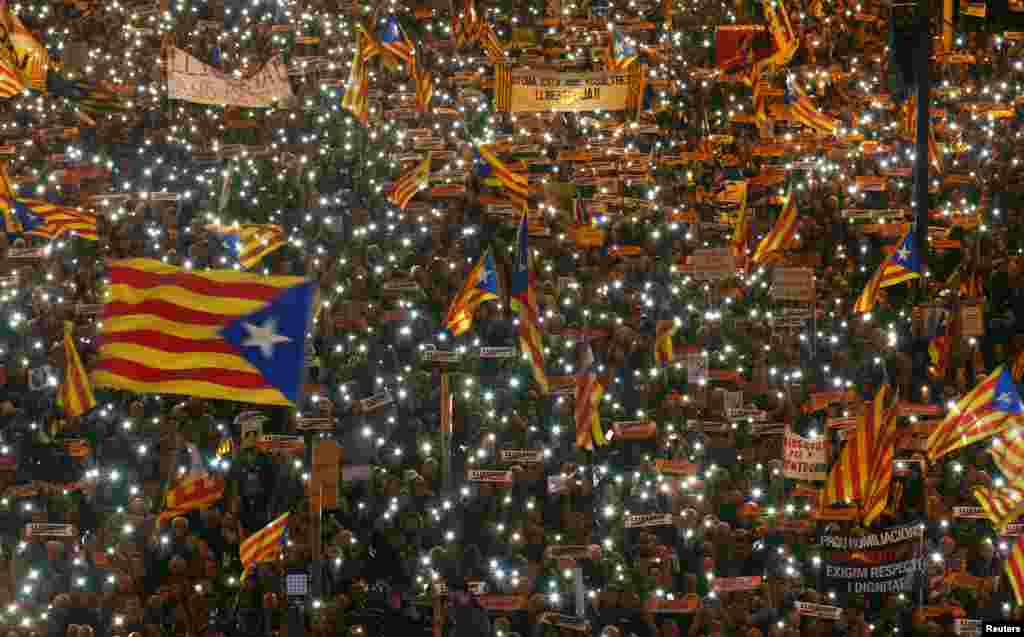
[242,317,292,359]
[998,392,1013,406]
[896,247,910,262]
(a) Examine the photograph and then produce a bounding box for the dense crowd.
[0,0,1024,636]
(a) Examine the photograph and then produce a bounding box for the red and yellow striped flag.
[752,188,798,264]
[444,251,499,336]
[59,321,94,418]
[479,145,529,202]
[927,365,1024,461]
[729,181,750,264]
[1006,535,1024,604]
[479,23,505,62]
[387,154,431,211]
[206,223,286,269]
[655,320,677,366]
[861,392,901,526]
[990,431,1024,487]
[511,212,548,393]
[454,0,482,48]
[821,385,896,512]
[17,200,98,241]
[575,340,607,450]
[94,259,312,406]
[0,162,14,199]
[240,512,290,575]
[903,97,944,175]
[853,230,921,314]
[974,485,1024,533]
[414,66,433,114]
[786,76,839,135]
[342,31,370,125]
[160,476,225,521]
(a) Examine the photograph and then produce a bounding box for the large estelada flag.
[95,259,315,406]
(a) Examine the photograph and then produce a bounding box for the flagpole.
[913,1,931,288]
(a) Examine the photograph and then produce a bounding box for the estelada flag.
[59,321,95,418]
[95,259,315,406]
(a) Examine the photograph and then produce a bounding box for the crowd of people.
[0,0,1023,636]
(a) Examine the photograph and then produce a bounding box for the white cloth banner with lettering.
[167,46,293,107]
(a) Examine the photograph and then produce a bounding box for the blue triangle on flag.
[994,367,1024,416]
[219,281,315,404]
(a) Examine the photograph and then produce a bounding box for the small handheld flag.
[445,251,500,336]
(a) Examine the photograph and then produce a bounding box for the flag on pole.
[478,23,505,62]
[1006,535,1024,604]
[0,162,14,199]
[904,96,944,175]
[0,197,98,240]
[358,23,381,60]
[59,321,95,418]
[785,75,839,135]
[206,223,286,269]
[927,366,1024,461]
[729,181,750,263]
[861,393,901,527]
[478,145,529,207]
[379,16,415,68]
[511,211,547,393]
[853,230,921,313]
[821,385,897,512]
[240,512,291,576]
[752,187,799,264]
[758,0,798,71]
[0,7,48,92]
[454,0,481,48]
[575,340,607,450]
[414,65,433,113]
[973,485,1024,533]
[342,31,370,124]
[607,26,637,71]
[95,259,315,406]
[387,154,431,210]
[444,251,500,335]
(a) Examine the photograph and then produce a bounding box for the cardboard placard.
[712,576,762,592]
[468,469,514,486]
[953,506,987,519]
[654,459,698,476]
[26,523,76,538]
[544,544,601,560]
[257,435,305,454]
[500,449,544,463]
[772,267,815,302]
[645,594,701,613]
[783,428,828,482]
[359,391,394,412]
[795,602,842,620]
[960,304,984,338]
[624,513,673,528]
[479,347,517,358]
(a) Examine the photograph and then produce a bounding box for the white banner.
[782,427,828,481]
[167,46,293,107]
